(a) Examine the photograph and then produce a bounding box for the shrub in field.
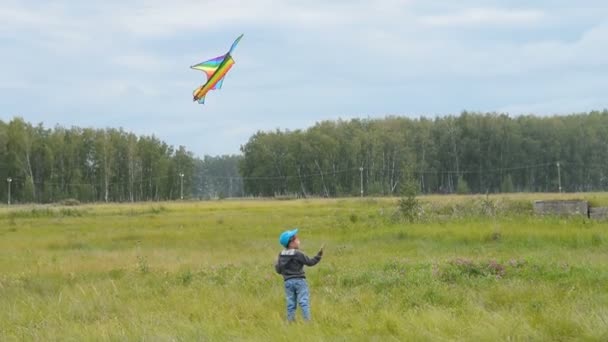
[396,176,422,222]
[178,269,194,286]
[397,196,422,222]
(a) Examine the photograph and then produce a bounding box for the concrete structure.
[533,200,589,217]
[589,207,608,220]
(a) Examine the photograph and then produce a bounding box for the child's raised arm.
[297,250,322,266]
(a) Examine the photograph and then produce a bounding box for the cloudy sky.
[1,1,607,156]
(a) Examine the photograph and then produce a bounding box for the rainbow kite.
[190,34,243,104]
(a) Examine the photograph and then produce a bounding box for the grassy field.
[0,194,607,341]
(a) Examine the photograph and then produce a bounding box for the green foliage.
[367,181,384,196]
[397,175,421,222]
[178,269,194,286]
[456,176,470,194]
[23,176,35,202]
[501,174,514,193]
[196,155,244,199]
[0,118,205,203]
[239,110,608,196]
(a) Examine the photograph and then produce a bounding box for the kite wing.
[190,54,226,81]
[228,34,244,55]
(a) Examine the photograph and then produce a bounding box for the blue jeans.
[284,278,310,321]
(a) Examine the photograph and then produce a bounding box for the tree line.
[0,118,243,203]
[4,110,608,203]
[239,110,608,197]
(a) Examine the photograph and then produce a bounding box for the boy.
[274,228,323,322]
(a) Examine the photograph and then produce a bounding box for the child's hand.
[318,244,325,256]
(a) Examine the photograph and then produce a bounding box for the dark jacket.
[274,249,322,281]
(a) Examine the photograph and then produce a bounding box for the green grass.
[0,194,607,340]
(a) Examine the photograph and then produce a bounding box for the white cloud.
[112,0,414,36]
[419,7,546,27]
[112,54,167,71]
[341,18,608,79]
[114,0,256,36]
[0,3,55,28]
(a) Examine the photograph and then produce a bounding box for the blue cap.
[279,229,298,247]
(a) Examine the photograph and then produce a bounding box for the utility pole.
[7,178,11,205]
[179,173,184,200]
[229,177,233,198]
[556,162,562,193]
[359,167,364,197]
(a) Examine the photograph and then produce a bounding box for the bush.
[398,196,421,222]
[397,177,421,222]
